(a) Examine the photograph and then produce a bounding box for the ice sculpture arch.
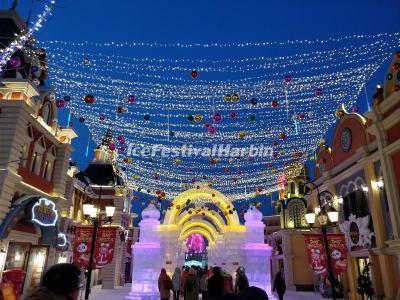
[127,185,272,299]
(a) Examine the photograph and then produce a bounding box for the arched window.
[41,102,52,124]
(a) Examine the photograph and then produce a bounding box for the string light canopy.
[38,33,399,201]
[0,0,56,72]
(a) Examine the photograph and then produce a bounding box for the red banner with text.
[304,234,327,275]
[327,234,348,274]
[94,227,117,269]
[73,226,93,269]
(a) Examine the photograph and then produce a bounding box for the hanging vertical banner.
[327,234,348,274]
[94,227,117,269]
[73,226,93,269]
[304,234,327,275]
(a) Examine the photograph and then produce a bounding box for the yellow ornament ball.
[174,158,182,166]
[237,131,247,139]
[194,114,203,122]
[133,175,140,180]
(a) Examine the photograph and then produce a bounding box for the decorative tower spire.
[101,124,114,147]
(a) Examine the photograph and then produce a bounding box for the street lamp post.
[82,185,116,300]
[304,182,340,300]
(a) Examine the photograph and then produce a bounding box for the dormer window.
[41,102,52,125]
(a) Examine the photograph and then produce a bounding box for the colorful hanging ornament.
[127,95,136,103]
[82,58,90,65]
[144,114,150,120]
[208,126,216,134]
[99,114,106,121]
[352,106,360,113]
[298,112,305,119]
[9,56,21,68]
[78,117,85,123]
[229,112,237,118]
[213,113,222,122]
[224,94,232,102]
[109,143,116,151]
[191,70,198,79]
[120,146,126,152]
[248,115,256,122]
[194,114,203,122]
[174,158,182,166]
[187,115,194,122]
[308,111,315,118]
[169,130,175,137]
[315,88,323,96]
[56,99,65,108]
[272,140,279,146]
[231,93,240,102]
[284,75,292,83]
[84,94,95,104]
[237,131,247,139]
[271,100,279,107]
[250,98,258,105]
[279,133,287,139]
[63,95,71,102]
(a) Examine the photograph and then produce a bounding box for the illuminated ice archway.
[163,184,241,227]
[127,186,272,300]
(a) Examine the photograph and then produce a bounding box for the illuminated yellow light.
[177,210,225,231]
[180,221,219,240]
[164,186,240,226]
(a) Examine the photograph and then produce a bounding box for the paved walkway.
[84,286,325,300]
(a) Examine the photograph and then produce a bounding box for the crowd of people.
[158,265,275,300]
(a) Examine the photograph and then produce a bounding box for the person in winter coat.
[207,267,224,300]
[185,268,199,300]
[22,263,82,300]
[171,267,182,300]
[200,269,208,300]
[234,267,249,294]
[222,270,234,295]
[273,270,286,300]
[181,267,189,298]
[158,268,172,300]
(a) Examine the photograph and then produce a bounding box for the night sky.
[2,0,399,218]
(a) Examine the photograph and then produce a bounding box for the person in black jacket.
[207,267,224,300]
[273,270,286,300]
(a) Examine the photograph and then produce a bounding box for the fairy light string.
[38,34,400,201]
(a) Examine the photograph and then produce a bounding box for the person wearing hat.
[185,268,199,300]
[234,267,249,294]
[22,263,82,300]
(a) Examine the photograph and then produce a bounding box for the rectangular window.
[43,161,49,180]
[31,152,38,172]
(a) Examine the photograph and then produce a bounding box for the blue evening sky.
[2,0,399,218]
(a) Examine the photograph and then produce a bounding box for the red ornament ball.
[272,152,278,157]
[279,133,287,139]
[272,140,279,146]
[213,113,222,122]
[204,122,210,128]
[284,75,292,83]
[56,99,65,108]
[208,126,216,134]
[123,157,129,163]
[120,146,126,152]
[298,112,305,119]
[191,70,198,79]
[352,106,360,113]
[196,185,200,189]
[99,114,106,121]
[84,94,95,104]
[109,143,116,151]
[271,100,279,107]
[229,112,237,118]
[315,88,323,96]
[127,95,136,103]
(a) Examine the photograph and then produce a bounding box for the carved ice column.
[243,206,273,296]
[127,204,162,300]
